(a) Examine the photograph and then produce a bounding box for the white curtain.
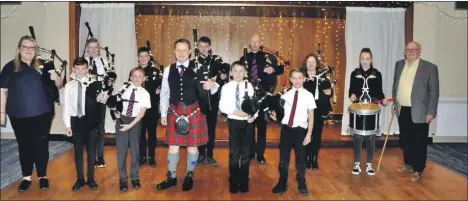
[79,3,137,133]
[341,7,405,136]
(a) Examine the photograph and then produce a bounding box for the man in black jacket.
[196,36,227,166]
[240,33,284,164]
[137,47,162,167]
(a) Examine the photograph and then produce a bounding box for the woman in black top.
[348,48,386,176]
[0,36,63,192]
[299,54,332,170]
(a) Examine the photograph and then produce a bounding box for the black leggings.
[10,112,54,177]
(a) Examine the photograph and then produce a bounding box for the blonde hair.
[14,35,40,72]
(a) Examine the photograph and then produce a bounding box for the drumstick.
[377,110,396,171]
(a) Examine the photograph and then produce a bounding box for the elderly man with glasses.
[392,41,440,182]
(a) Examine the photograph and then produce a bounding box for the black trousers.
[199,102,219,157]
[139,108,158,159]
[10,112,54,177]
[95,103,106,158]
[228,119,253,185]
[250,109,267,156]
[306,112,325,155]
[398,106,430,173]
[71,117,97,179]
[278,125,307,184]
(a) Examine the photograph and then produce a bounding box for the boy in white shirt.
[114,67,151,191]
[270,68,315,196]
[63,57,103,191]
[219,61,257,194]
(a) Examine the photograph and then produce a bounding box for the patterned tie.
[250,56,258,83]
[235,84,241,110]
[288,90,299,127]
[77,82,83,117]
[126,88,136,117]
[178,65,185,76]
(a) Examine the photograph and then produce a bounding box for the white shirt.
[281,87,317,129]
[63,77,91,128]
[121,83,151,117]
[85,56,109,81]
[219,80,255,120]
[159,60,220,118]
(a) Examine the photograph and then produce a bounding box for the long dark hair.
[359,48,374,69]
[299,53,321,76]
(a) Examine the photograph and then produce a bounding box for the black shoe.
[156,171,177,190]
[305,153,312,169]
[256,155,266,165]
[272,178,287,194]
[86,178,98,190]
[97,156,106,168]
[72,178,86,191]
[197,156,206,165]
[140,157,147,165]
[39,178,49,190]
[119,182,128,191]
[205,157,217,166]
[131,179,141,189]
[18,180,31,192]
[312,153,319,170]
[182,171,194,191]
[229,177,239,194]
[148,158,157,167]
[298,183,309,196]
[239,182,249,193]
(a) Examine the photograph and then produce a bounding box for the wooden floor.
[1,147,466,200]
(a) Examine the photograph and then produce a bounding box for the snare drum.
[348,103,381,136]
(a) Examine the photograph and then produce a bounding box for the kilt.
[165,101,208,147]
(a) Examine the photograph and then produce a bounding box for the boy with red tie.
[270,68,315,196]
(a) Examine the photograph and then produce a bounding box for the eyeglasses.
[405,49,420,53]
[20,45,36,51]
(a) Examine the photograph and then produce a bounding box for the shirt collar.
[176,60,190,68]
[75,76,87,83]
[291,86,304,93]
[129,82,141,91]
[405,58,420,67]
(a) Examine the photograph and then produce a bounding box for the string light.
[417,2,468,21]
[135,5,342,87]
[1,5,19,20]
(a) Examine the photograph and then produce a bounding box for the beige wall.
[1,2,69,137]
[413,2,467,98]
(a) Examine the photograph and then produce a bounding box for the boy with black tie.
[270,68,315,196]
[63,57,102,191]
[219,61,256,193]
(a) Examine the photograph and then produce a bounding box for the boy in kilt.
[156,38,219,191]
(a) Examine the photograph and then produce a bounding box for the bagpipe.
[314,42,338,105]
[240,46,287,122]
[145,40,164,89]
[28,26,68,105]
[192,29,213,114]
[106,81,132,122]
[82,22,116,94]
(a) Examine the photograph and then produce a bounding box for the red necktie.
[288,90,299,127]
[126,89,136,116]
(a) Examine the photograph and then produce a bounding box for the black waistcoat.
[168,61,198,106]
